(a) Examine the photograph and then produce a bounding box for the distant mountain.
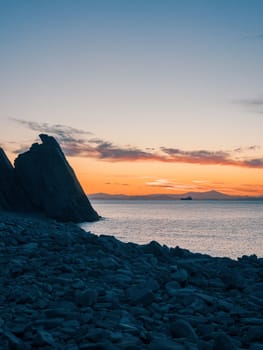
[182,190,232,200]
[89,190,263,201]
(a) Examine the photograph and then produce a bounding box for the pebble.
[170,319,198,340]
[213,332,237,350]
[0,211,262,349]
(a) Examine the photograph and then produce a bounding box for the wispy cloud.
[146,179,174,188]
[161,148,231,165]
[233,145,260,153]
[243,33,263,40]
[192,180,210,184]
[146,178,201,191]
[238,97,263,107]
[11,118,92,143]
[105,182,129,186]
[235,96,263,114]
[253,34,263,39]
[11,118,263,169]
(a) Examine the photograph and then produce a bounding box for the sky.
[1,0,263,196]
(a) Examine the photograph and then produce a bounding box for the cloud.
[192,180,210,184]
[238,97,263,107]
[11,118,263,169]
[243,33,263,40]
[233,145,260,153]
[94,141,163,161]
[105,182,129,186]
[158,147,263,168]
[254,34,263,39]
[11,118,92,143]
[235,96,263,114]
[146,178,198,191]
[161,148,231,165]
[146,179,173,187]
[243,158,263,167]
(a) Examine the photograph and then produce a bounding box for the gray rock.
[119,310,140,335]
[144,277,160,292]
[170,319,198,340]
[22,242,39,254]
[197,324,215,337]
[85,328,110,342]
[0,135,99,222]
[249,282,263,298]
[2,330,26,350]
[165,281,180,296]
[79,342,116,350]
[0,211,262,350]
[36,317,65,329]
[113,333,143,349]
[149,337,185,349]
[76,289,98,307]
[173,268,189,285]
[221,270,245,290]
[0,223,6,230]
[14,134,99,222]
[197,340,213,350]
[37,329,56,346]
[244,326,263,343]
[141,240,170,260]
[0,148,31,212]
[213,332,237,350]
[109,331,123,343]
[250,345,263,350]
[127,284,155,306]
[241,317,263,325]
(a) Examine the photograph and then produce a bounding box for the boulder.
[170,319,198,340]
[0,135,99,222]
[0,148,13,210]
[213,332,237,350]
[0,148,31,211]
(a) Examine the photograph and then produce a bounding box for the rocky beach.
[0,211,262,350]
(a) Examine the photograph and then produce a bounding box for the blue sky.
[1,0,263,195]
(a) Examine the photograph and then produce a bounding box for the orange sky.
[4,129,263,197]
[70,157,263,197]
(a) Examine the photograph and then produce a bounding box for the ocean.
[81,200,263,259]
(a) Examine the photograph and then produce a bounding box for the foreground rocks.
[0,134,99,222]
[0,212,262,349]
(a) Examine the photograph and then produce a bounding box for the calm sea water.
[81,200,263,259]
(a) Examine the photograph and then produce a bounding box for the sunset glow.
[1,0,263,197]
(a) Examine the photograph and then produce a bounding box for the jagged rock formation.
[0,135,99,222]
[0,148,13,210]
[0,148,32,212]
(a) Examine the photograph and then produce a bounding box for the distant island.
[89,190,263,201]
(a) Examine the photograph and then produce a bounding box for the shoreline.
[0,212,262,349]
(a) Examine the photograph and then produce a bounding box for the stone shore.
[0,212,262,350]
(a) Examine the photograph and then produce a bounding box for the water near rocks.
[82,200,263,259]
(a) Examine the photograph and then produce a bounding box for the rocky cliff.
[0,135,99,222]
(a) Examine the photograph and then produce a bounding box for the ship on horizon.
[180,196,193,200]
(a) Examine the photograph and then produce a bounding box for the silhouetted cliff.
[0,135,99,222]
